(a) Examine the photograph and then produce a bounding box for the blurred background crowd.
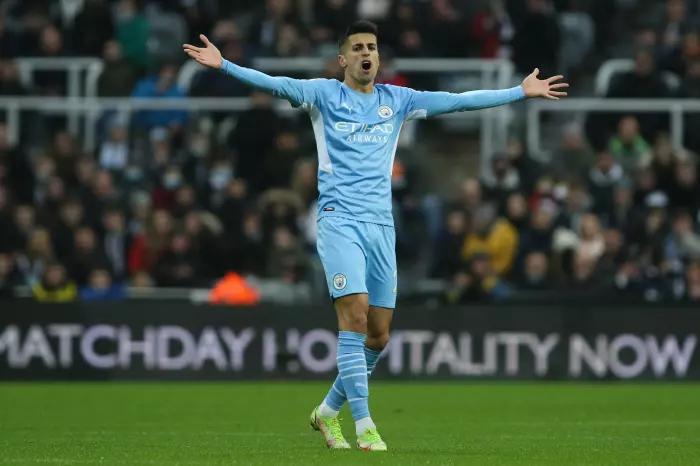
[0,0,699,304]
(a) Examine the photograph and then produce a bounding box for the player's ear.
[338,53,347,69]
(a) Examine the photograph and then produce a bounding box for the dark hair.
[338,20,379,50]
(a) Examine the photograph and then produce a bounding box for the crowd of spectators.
[0,0,699,304]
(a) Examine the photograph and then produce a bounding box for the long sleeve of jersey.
[220,58,318,108]
[406,86,526,120]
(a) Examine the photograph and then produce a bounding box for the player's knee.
[367,333,389,351]
[345,309,368,332]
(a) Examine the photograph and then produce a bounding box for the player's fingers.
[549,91,568,97]
[529,67,539,78]
[200,34,212,46]
[544,94,559,100]
[183,44,201,53]
[546,74,564,83]
[550,83,569,90]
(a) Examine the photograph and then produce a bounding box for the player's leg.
[310,218,368,449]
[365,305,393,369]
[351,222,396,451]
[319,305,392,417]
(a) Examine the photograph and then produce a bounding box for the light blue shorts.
[316,216,397,309]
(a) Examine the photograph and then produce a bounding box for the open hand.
[183,34,223,69]
[521,68,569,100]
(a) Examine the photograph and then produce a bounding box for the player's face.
[339,33,379,86]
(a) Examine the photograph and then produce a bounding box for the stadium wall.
[0,302,698,381]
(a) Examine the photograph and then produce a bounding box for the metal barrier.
[10,57,515,170]
[594,58,681,96]
[15,57,103,134]
[0,95,507,174]
[526,98,700,158]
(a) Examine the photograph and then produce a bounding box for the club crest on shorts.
[333,273,347,290]
[378,105,393,119]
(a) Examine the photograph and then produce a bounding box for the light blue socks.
[320,332,382,417]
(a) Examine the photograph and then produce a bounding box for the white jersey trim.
[309,104,333,173]
[406,109,428,120]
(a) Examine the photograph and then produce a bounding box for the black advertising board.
[0,301,698,380]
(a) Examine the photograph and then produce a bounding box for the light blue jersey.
[220,59,525,226]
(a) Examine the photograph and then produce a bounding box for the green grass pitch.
[1,382,699,465]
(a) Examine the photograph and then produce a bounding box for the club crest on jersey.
[333,273,347,290]
[378,105,394,119]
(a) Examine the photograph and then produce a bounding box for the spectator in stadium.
[471,0,514,59]
[446,252,511,303]
[154,231,203,287]
[71,0,114,57]
[382,3,426,58]
[482,152,521,212]
[576,213,605,266]
[655,0,693,69]
[69,226,109,286]
[228,91,281,194]
[266,225,310,283]
[0,252,21,298]
[609,48,673,99]
[506,137,542,194]
[552,123,594,179]
[263,127,304,190]
[16,227,54,286]
[190,36,250,98]
[512,0,560,77]
[247,0,299,56]
[504,192,529,230]
[681,60,700,152]
[462,203,518,277]
[665,210,700,262]
[80,267,126,301]
[11,205,37,256]
[685,261,700,301]
[48,131,81,186]
[116,0,150,70]
[0,123,34,204]
[452,177,483,217]
[32,261,77,302]
[0,60,28,96]
[430,209,468,279]
[81,170,122,227]
[131,63,188,131]
[608,116,652,173]
[98,40,141,97]
[311,0,357,46]
[424,0,470,57]
[650,134,679,193]
[52,199,84,261]
[128,208,172,275]
[588,150,625,218]
[102,207,130,280]
[98,115,130,171]
[668,160,700,211]
[605,48,672,141]
[32,25,67,96]
[517,251,550,290]
[516,200,555,273]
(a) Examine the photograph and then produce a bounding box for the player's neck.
[343,76,374,94]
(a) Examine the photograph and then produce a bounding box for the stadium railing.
[8,56,516,172]
[526,98,700,158]
[594,58,681,96]
[15,57,102,135]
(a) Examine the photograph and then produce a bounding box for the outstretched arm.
[183,34,317,107]
[406,68,568,119]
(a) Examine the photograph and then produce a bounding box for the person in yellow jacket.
[32,262,77,302]
[462,203,518,276]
